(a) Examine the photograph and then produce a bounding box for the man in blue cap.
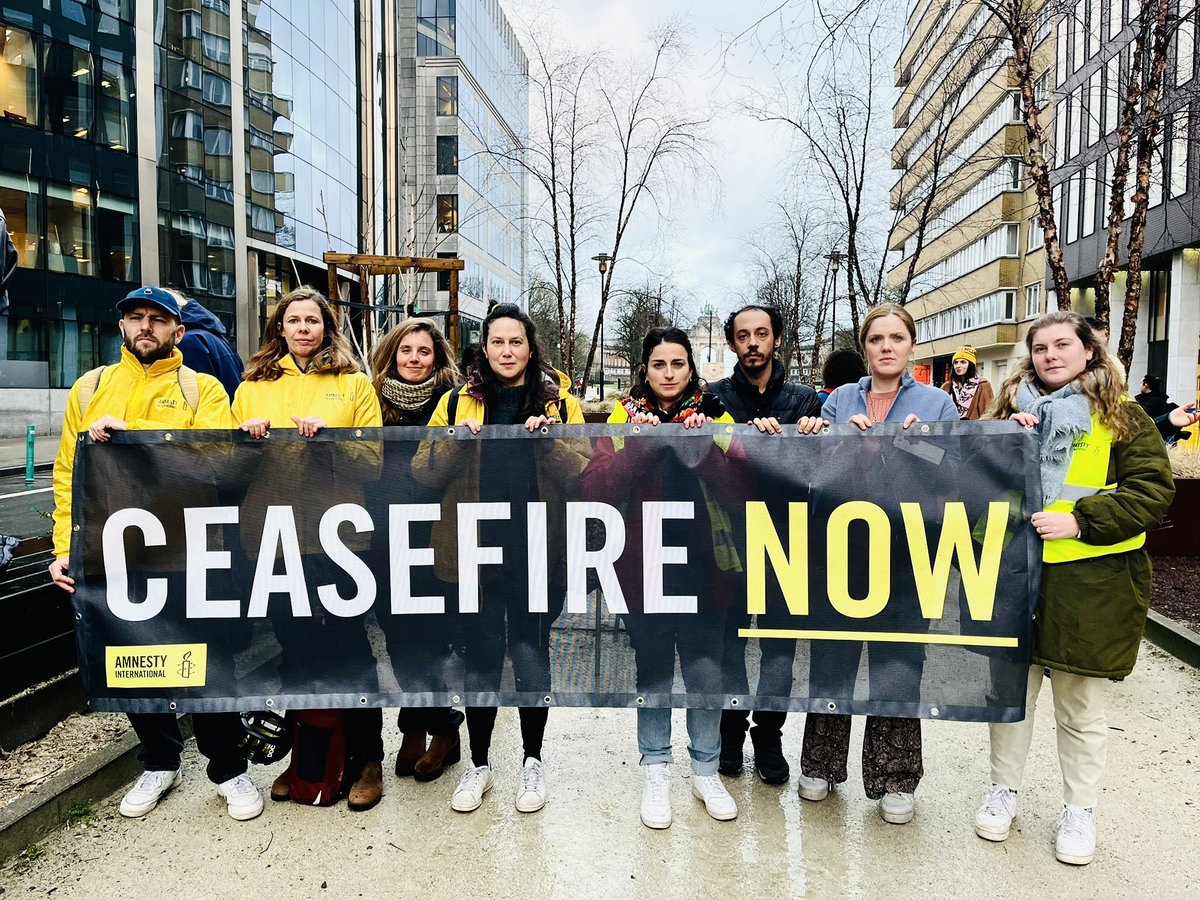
[49,286,263,821]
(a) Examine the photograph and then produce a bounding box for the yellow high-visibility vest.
[1043,414,1145,563]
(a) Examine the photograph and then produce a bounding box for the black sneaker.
[718,735,745,776]
[752,739,790,785]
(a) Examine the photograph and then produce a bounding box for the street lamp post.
[824,250,844,354]
[592,253,612,400]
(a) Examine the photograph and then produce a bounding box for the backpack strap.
[177,365,200,412]
[447,388,460,424]
[76,366,110,418]
[556,398,568,422]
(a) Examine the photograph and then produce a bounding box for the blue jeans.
[637,707,721,775]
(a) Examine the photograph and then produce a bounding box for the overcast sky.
[506,0,906,331]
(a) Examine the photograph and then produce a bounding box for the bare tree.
[577,24,712,396]
[612,285,673,385]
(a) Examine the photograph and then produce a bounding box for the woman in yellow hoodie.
[231,286,385,810]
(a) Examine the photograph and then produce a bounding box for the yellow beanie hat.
[952,345,977,364]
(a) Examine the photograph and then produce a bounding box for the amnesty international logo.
[105,644,208,688]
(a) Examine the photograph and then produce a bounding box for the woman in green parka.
[974,311,1187,867]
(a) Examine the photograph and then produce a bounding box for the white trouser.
[988,664,1108,808]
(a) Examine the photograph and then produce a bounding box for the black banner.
[69,422,1041,722]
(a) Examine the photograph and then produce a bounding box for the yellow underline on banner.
[739,628,1020,648]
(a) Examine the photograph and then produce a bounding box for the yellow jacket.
[231,355,381,428]
[52,346,234,556]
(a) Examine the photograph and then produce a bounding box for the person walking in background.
[709,304,820,785]
[583,326,745,829]
[48,286,262,822]
[369,319,466,783]
[415,303,587,815]
[817,349,867,403]
[232,286,386,812]
[976,311,1180,866]
[795,304,958,826]
[941,345,994,420]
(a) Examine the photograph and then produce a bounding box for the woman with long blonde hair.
[974,310,1183,866]
[233,286,386,811]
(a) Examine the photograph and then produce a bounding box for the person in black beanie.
[709,304,820,784]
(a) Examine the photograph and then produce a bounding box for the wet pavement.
[0,469,54,540]
[1,641,1196,898]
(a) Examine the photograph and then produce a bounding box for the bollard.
[25,424,35,483]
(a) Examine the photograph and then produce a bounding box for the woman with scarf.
[975,311,1181,866]
[941,345,994,420]
[233,286,386,811]
[370,319,465,783]
[414,304,587,815]
[582,326,746,829]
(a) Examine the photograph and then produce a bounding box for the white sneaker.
[691,772,737,821]
[451,764,494,813]
[975,784,1018,842]
[796,772,831,802]
[119,769,182,817]
[515,757,547,813]
[1055,804,1096,865]
[216,773,264,821]
[879,791,915,824]
[640,763,672,829]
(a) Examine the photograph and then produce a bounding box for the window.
[417,0,456,56]
[1088,71,1101,145]
[1177,5,1196,86]
[1068,86,1083,160]
[1056,18,1069,84]
[1024,282,1044,319]
[171,109,204,140]
[97,59,133,150]
[1035,69,1052,107]
[1055,99,1067,165]
[204,127,233,156]
[1106,55,1120,133]
[437,135,459,174]
[437,76,458,115]
[436,251,455,291]
[1034,4,1052,44]
[46,182,95,276]
[1089,0,1102,57]
[202,71,232,107]
[1028,214,1045,250]
[0,25,38,125]
[0,173,41,268]
[1171,111,1190,197]
[43,41,94,139]
[1109,0,1123,37]
[202,33,232,65]
[1072,0,1086,72]
[1082,162,1097,237]
[1065,175,1078,243]
[96,193,138,281]
[436,194,458,232]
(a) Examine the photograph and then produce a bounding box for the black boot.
[750,712,790,784]
[718,709,749,775]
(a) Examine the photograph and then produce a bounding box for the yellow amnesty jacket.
[231,354,381,429]
[52,345,234,556]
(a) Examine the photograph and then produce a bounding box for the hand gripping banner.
[69,422,1041,722]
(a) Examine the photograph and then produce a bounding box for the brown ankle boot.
[270,769,291,802]
[347,761,384,811]
[395,731,427,777]
[414,731,461,782]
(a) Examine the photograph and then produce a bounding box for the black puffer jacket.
[709,359,821,424]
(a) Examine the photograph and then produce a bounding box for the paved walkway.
[1,641,1196,898]
[0,431,58,469]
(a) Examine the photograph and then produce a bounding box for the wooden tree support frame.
[322,252,466,357]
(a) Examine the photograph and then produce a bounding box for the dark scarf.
[620,388,708,422]
[380,376,438,412]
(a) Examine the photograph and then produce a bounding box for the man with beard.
[710,304,821,784]
[49,286,263,822]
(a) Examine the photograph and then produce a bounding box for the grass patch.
[66,800,96,827]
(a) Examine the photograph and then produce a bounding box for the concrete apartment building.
[0,0,526,436]
[1050,0,1200,406]
[888,0,1057,389]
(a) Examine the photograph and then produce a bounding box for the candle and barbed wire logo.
[177,651,196,680]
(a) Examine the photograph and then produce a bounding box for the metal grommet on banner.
[451,694,461,704]
[78,434,85,443]
[169,701,177,710]
[920,424,930,434]
[354,429,362,438]
[359,696,368,705]
[447,427,456,436]
[636,696,645,706]
[632,426,641,434]
[543,695,553,705]
[540,426,549,435]
[821,426,831,435]
[930,706,940,717]
[265,698,275,708]
[164,433,172,441]
[725,425,733,434]
[729,697,740,707]
[75,613,82,621]
[826,701,837,712]
[73,525,80,532]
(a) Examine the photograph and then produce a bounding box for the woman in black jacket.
[370,318,465,782]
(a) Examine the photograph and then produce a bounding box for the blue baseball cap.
[117,286,183,321]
